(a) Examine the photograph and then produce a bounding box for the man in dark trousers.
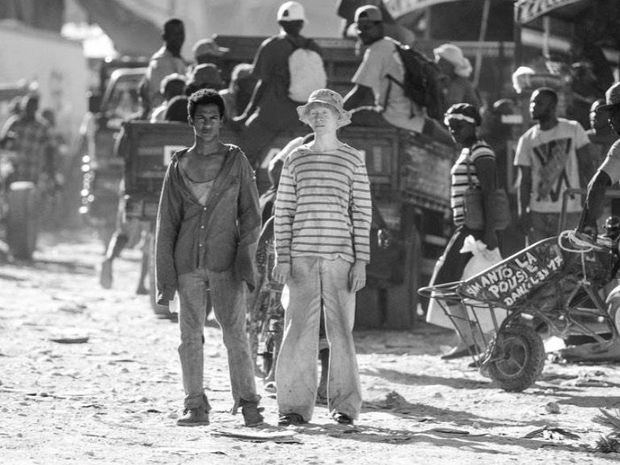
[234,1,322,168]
[155,89,263,427]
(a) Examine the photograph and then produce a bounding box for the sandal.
[278,413,306,426]
[332,412,353,425]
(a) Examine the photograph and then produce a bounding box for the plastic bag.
[460,235,503,278]
[460,235,507,333]
[425,253,453,329]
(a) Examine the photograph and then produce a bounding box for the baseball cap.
[277,1,306,22]
[354,5,383,23]
[597,82,620,112]
[192,37,230,59]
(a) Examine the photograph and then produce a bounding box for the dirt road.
[1,230,619,464]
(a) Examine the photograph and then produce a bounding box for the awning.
[383,0,460,19]
[75,0,160,56]
[514,0,589,25]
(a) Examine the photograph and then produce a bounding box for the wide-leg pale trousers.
[276,256,361,421]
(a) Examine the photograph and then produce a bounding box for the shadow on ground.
[292,421,586,457]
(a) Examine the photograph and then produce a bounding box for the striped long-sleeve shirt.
[450,141,495,226]
[274,143,372,264]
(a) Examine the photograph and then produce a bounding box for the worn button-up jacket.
[155,145,261,303]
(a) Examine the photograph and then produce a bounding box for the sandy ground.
[1,229,620,465]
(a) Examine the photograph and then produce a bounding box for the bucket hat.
[434,43,472,78]
[597,82,620,112]
[297,89,351,128]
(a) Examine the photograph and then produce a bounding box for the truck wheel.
[486,324,546,392]
[147,233,174,318]
[7,182,38,260]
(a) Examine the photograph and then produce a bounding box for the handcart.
[418,230,620,392]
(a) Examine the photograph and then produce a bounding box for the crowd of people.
[5,1,618,431]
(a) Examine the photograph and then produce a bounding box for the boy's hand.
[348,261,366,293]
[272,263,291,284]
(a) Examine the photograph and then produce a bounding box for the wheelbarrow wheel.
[248,290,269,377]
[486,324,546,392]
[257,328,281,380]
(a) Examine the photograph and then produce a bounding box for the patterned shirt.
[450,142,495,226]
[0,115,51,183]
[514,118,589,213]
[274,144,372,264]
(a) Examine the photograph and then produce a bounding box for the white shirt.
[352,37,425,132]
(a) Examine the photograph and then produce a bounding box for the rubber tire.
[7,182,37,260]
[257,328,281,380]
[147,232,174,318]
[248,290,269,377]
[487,324,546,392]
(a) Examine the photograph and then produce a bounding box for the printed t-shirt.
[514,118,589,213]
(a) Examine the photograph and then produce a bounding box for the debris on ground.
[523,425,580,440]
[212,429,301,443]
[363,391,413,412]
[545,402,560,414]
[429,427,470,435]
[49,336,89,344]
[593,408,620,451]
[594,408,620,432]
[595,435,620,453]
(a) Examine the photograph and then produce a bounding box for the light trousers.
[276,256,362,421]
[177,268,259,412]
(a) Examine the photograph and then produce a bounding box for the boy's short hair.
[160,73,186,96]
[187,88,226,120]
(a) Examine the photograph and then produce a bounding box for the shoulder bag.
[462,149,511,231]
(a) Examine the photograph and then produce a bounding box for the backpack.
[287,39,327,103]
[387,41,445,120]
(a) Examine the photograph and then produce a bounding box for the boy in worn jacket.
[155,89,263,427]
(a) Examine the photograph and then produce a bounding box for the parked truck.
[79,60,147,245]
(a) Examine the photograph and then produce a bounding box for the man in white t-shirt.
[515,87,595,243]
[342,5,452,146]
[145,19,189,113]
